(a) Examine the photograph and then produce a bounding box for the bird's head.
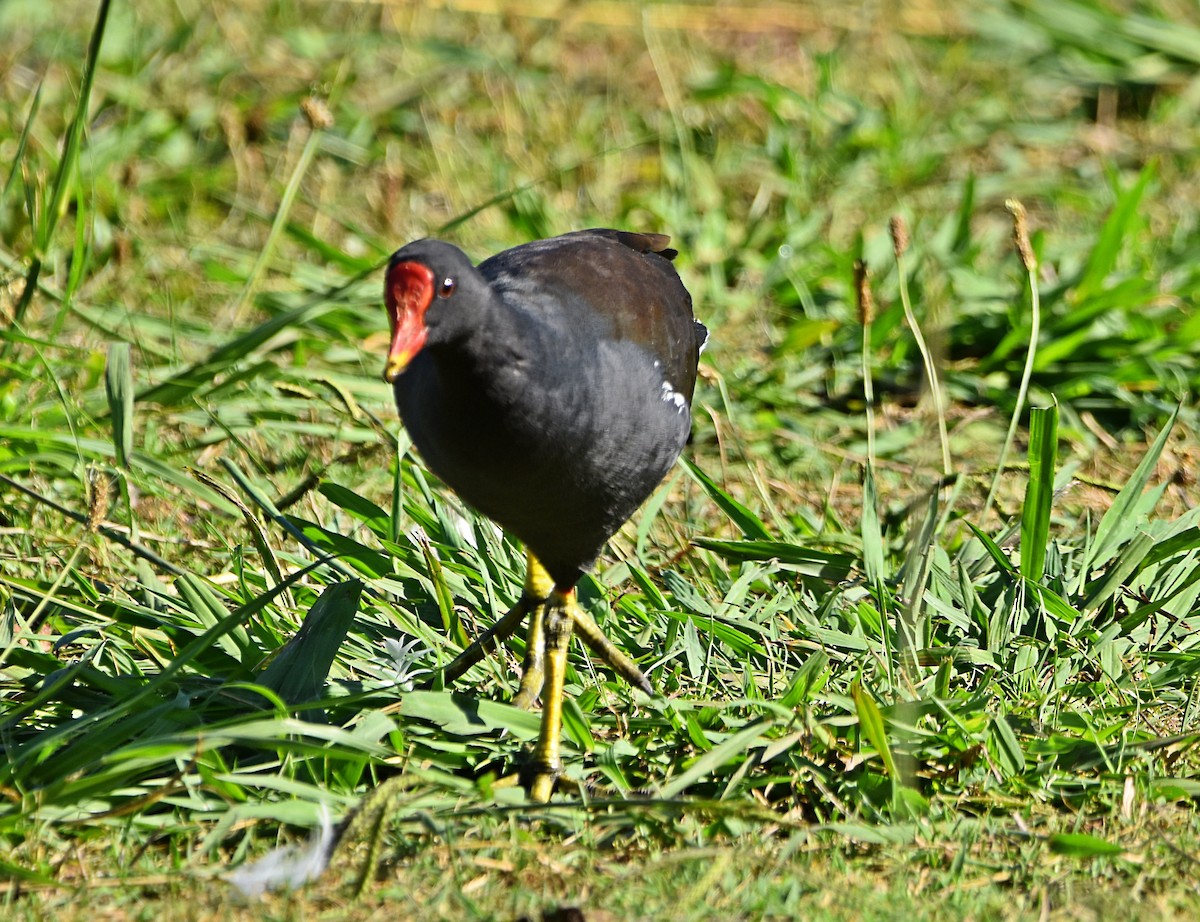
[383,239,477,382]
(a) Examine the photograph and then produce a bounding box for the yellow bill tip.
[383,354,410,383]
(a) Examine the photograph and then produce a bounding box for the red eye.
[438,277,456,298]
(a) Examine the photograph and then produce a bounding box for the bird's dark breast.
[393,339,690,587]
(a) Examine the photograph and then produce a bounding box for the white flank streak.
[661,380,688,412]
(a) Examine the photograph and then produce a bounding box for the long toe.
[436,595,532,687]
[565,597,653,695]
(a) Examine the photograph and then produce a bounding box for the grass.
[4,0,1200,918]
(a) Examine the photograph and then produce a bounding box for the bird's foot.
[491,761,580,801]
[526,758,562,803]
[528,768,559,801]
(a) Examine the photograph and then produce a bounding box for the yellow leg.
[434,551,554,687]
[512,598,546,710]
[421,548,653,802]
[522,553,556,600]
[567,604,653,695]
[513,577,653,709]
[528,589,575,802]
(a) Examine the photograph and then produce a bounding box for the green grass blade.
[964,522,1018,575]
[658,719,775,799]
[693,539,853,579]
[399,691,541,739]
[319,482,392,541]
[258,580,364,704]
[11,2,110,324]
[40,0,110,250]
[852,681,899,804]
[681,457,772,540]
[1082,530,1155,615]
[228,115,325,325]
[1019,403,1058,583]
[1047,832,1124,857]
[137,295,336,406]
[1082,404,1178,584]
[1,77,45,209]
[861,466,886,587]
[104,342,134,470]
[989,714,1026,777]
[414,529,466,648]
[1074,165,1154,303]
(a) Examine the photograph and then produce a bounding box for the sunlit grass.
[3,0,1200,918]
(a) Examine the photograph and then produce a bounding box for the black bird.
[383,229,705,800]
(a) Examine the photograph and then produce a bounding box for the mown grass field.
[4,0,1200,918]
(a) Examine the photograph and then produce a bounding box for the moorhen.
[383,228,705,800]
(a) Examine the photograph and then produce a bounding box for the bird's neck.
[451,293,578,386]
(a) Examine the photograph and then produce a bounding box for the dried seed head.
[854,259,874,325]
[300,96,334,131]
[1005,198,1037,272]
[87,469,110,533]
[889,215,909,259]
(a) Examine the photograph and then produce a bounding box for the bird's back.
[479,229,704,403]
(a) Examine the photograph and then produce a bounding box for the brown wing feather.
[486,229,699,399]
